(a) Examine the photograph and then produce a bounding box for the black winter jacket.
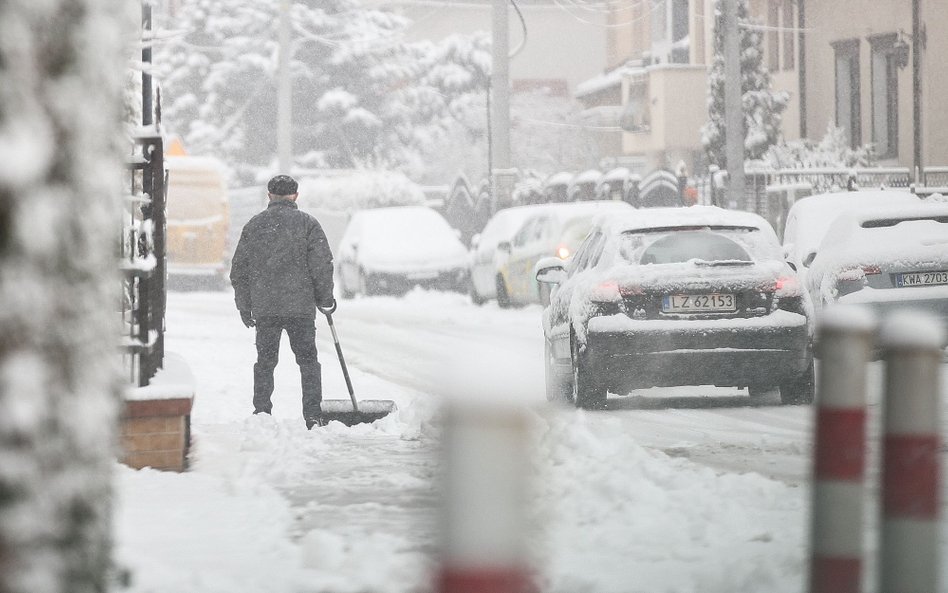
[230,200,334,319]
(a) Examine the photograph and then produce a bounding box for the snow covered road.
[114,289,947,593]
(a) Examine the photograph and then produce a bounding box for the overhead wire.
[555,0,645,15]
[551,0,665,29]
[509,0,528,58]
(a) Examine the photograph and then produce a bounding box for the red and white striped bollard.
[437,402,534,593]
[809,307,875,593]
[878,310,944,593]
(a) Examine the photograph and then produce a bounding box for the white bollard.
[437,403,534,593]
[878,311,944,593]
[809,307,875,593]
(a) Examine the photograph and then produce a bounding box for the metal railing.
[696,165,948,215]
[121,130,166,387]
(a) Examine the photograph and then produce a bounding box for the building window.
[834,39,861,148]
[651,0,689,64]
[870,34,899,158]
[782,0,795,70]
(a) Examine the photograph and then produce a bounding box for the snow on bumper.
[838,285,948,340]
[584,310,810,390]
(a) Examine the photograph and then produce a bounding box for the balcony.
[621,64,708,158]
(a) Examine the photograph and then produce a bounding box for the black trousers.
[253,317,321,419]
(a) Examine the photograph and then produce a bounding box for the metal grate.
[121,131,166,387]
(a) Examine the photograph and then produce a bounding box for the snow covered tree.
[156,0,491,182]
[0,0,127,591]
[763,124,876,169]
[701,0,789,168]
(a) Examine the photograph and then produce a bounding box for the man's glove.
[317,299,337,316]
[240,310,255,328]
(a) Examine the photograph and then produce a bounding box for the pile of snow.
[298,170,425,213]
[534,412,806,593]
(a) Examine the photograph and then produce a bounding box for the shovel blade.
[319,399,397,426]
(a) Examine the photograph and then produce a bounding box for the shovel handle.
[323,312,360,412]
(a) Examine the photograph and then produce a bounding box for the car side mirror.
[497,240,512,253]
[535,257,567,285]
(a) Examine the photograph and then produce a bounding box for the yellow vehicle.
[165,156,230,289]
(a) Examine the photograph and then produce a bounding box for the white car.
[473,201,633,307]
[337,206,469,297]
[781,190,920,286]
[469,205,549,304]
[806,202,948,331]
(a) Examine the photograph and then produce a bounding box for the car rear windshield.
[861,215,948,228]
[619,226,779,264]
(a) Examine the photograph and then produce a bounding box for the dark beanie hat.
[268,174,299,196]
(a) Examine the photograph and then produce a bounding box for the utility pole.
[723,0,744,208]
[277,0,292,175]
[490,0,514,211]
[912,0,922,185]
[142,1,153,126]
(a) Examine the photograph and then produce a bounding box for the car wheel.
[780,359,815,405]
[544,340,570,402]
[496,275,511,309]
[359,269,376,297]
[747,385,772,403]
[571,336,606,409]
[339,273,355,299]
[470,282,486,305]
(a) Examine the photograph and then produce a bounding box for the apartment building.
[576,0,745,173]
[803,0,945,168]
[580,0,944,173]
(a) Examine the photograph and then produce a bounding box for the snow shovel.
[318,305,397,426]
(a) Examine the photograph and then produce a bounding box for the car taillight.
[556,245,570,259]
[588,281,622,315]
[835,266,875,297]
[590,280,620,303]
[774,275,802,297]
[768,275,805,314]
[837,265,880,282]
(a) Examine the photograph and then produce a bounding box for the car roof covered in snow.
[813,201,948,267]
[783,189,919,248]
[820,200,948,249]
[829,199,948,226]
[542,200,632,223]
[602,205,773,235]
[786,189,917,219]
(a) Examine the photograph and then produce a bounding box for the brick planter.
[121,353,195,472]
